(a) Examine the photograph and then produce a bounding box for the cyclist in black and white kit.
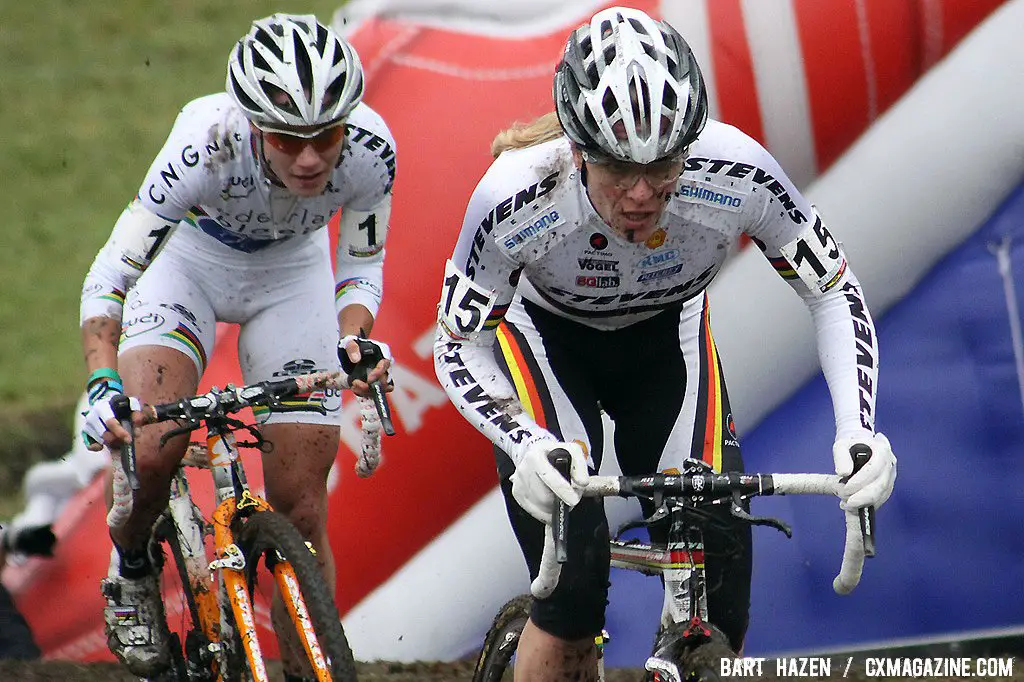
[79,15,394,679]
[434,7,897,680]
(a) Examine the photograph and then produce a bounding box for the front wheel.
[643,622,734,682]
[471,594,532,682]
[230,511,357,682]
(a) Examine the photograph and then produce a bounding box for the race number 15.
[440,259,499,335]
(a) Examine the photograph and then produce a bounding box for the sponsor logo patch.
[637,248,679,270]
[645,228,667,249]
[575,275,620,289]
[677,179,746,212]
[637,264,683,283]
[499,207,562,253]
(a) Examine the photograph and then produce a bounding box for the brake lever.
[235,423,272,453]
[158,420,201,449]
[548,449,571,564]
[729,491,793,538]
[110,394,140,491]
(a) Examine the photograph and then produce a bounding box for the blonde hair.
[490,112,564,159]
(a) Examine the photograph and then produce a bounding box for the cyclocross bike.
[108,362,394,682]
[471,450,876,682]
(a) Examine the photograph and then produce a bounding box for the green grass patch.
[0,1,348,506]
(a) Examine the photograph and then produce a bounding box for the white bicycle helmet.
[227,14,364,129]
[554,7,708,164]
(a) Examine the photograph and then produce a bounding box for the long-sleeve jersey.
[81,92,396,325]
[434,119,879,465]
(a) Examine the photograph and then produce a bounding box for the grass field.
[0,1,349,515]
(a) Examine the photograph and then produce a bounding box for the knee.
[530,502,611,640]
[271,493,326,540]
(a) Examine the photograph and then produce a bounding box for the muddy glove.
[82,393,140,451]
[338,334,392,389]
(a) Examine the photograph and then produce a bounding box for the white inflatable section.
[335,0,607,37]
[736,0,818,187]
[343,455,636,661]
[341,0,1024,662]
[711,0,1024,433]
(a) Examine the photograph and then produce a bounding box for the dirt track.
[0,659,646,681]
[0,658,1019,682]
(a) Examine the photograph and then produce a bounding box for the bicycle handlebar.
[531,461,871,600]
[140,370,345,425]
[110,371,346,495]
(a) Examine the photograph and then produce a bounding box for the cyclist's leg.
[258,422,338,670]
[237,237,343,676]
[603,294,751,652]
[104,261,214,675]
[492,300,608,682]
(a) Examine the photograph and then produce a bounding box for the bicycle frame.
[167,421,336,682]
[609,509,710,631]
[607,502,727,682]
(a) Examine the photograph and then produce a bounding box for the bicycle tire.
[643,622,734,682]
[231,510,358,682]
[151,512,218,681]
[471,594,532,682]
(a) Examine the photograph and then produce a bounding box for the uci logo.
[121,312,166,339]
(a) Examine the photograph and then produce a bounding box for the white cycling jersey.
[81,92,396,325]
[435,119,878,463]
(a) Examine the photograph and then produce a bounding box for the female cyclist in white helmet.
[80,14,395,680]
[435,7,896,680]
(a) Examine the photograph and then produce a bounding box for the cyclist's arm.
[81,200,179,375]
[747,182,878,439]
[81,100,212,378]
[433,181,557,464]
[334,194,390,333]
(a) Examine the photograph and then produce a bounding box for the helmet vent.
[323,74,345,111]
[261,82,300,117]
[315,23,329,53]
[254,29,284,61]
[602,43,617,67]
[229,72,261,113]
[251,49,271,73]
[662,81,677,111]
[292,32,314,91]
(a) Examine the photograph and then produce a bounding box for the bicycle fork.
[167,470,222,673]
[645,526,710,682]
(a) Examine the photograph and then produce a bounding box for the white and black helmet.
[554,7,708,164]
[227,14,364,129]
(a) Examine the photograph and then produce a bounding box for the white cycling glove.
[510,440,590,525]
[833,432,897,511]
[81,394,141,450]
[338,335,393,388]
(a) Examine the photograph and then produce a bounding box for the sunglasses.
[584,152,686,191]
[256,123,347,155]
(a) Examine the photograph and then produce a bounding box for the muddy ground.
[0,656,1019,682]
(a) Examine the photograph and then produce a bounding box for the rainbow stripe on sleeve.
[483,304,509,330]
[768,256,798,280]
[335,278,361,302]
[98,288,127,306]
